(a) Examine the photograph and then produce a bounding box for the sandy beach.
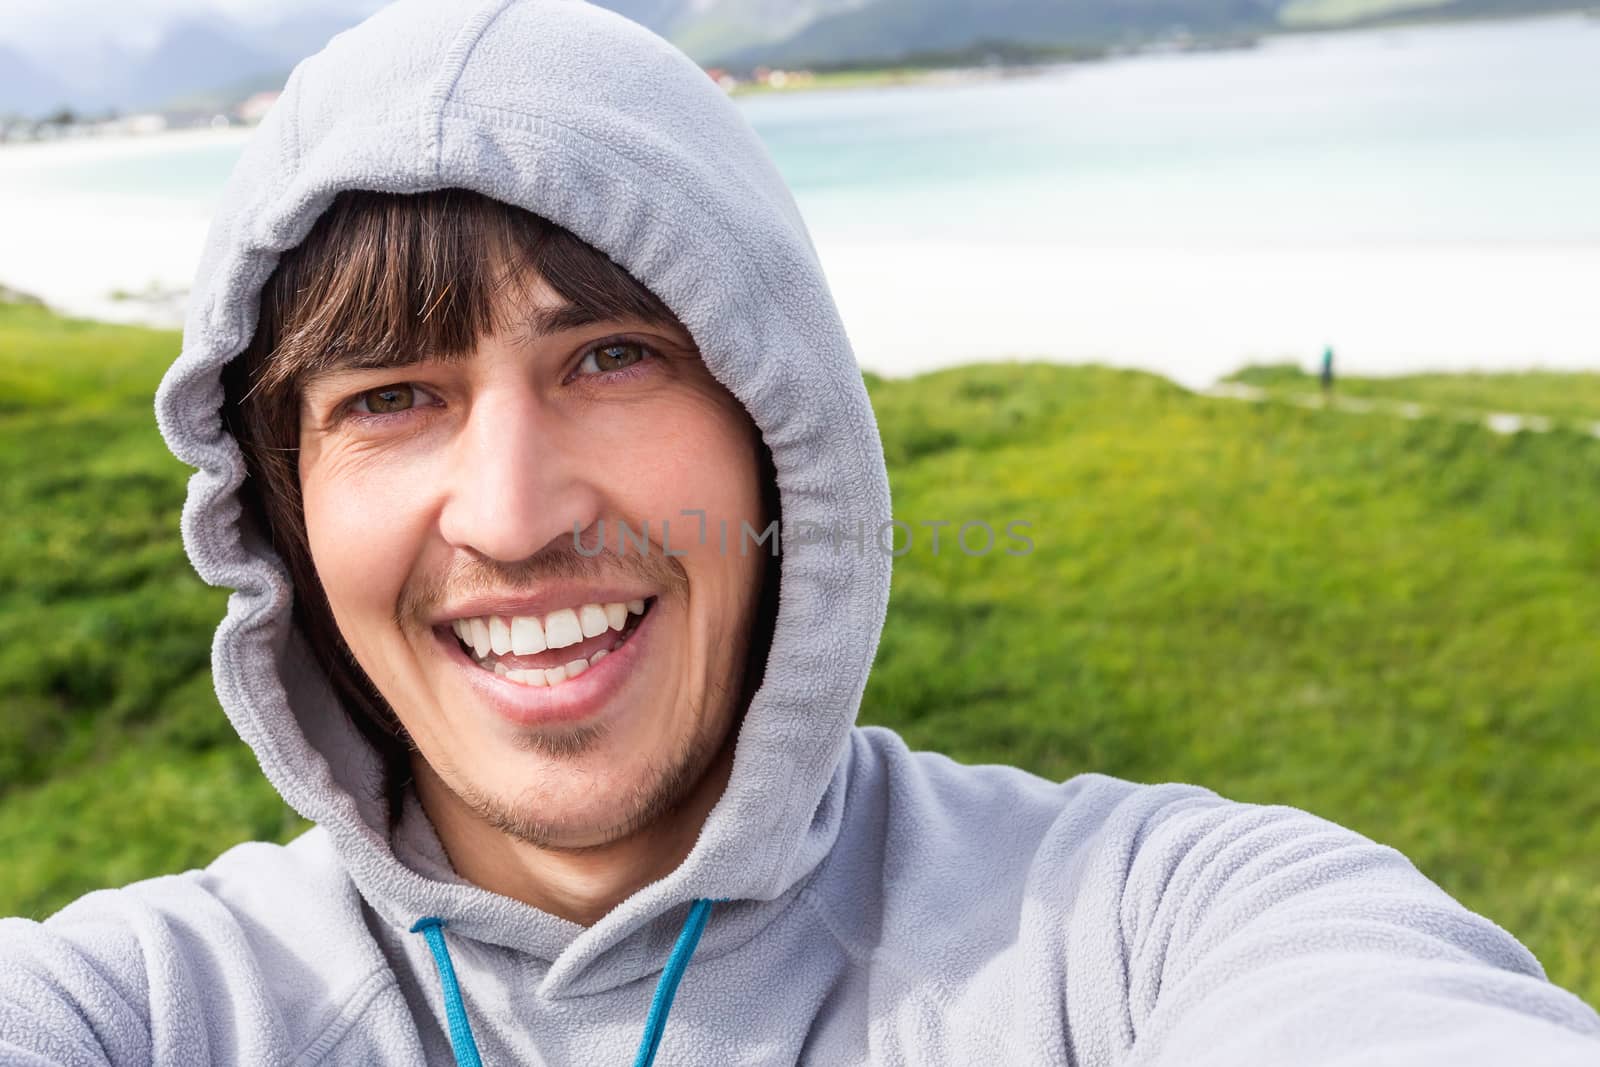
[816,239,1600,388]
[0,129,247,327]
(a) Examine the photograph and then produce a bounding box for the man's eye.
[578,342,648,376]
[355,385,419,414]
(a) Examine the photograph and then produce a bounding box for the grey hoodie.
[3,1,1599,1064]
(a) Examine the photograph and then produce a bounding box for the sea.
[1,13,1596,387]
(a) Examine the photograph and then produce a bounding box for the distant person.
[1321,344,1336,401]
[3,2,1598,1065]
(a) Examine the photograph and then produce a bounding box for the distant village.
[0,67,817,145]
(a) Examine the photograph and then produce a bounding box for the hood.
[154,0,891,993]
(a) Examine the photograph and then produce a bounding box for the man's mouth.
[449,598,654,688]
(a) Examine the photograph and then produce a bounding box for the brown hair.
[222,188,780,825]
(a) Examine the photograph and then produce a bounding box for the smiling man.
[227,188,778,927]
[3,1,1599,1065]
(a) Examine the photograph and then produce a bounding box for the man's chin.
[468,792,672,853]
[453,749,709,852]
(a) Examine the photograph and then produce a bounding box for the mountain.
[113,18,284,111]
[595,0,697,30]
[248,12,377,67]
[654,0,873,61]
[0,45,77,118]
[0,11,346,118]
[2,0,1590,119]
[708,0,1279,66]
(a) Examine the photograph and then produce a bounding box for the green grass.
[2,303,1597,1010]
[864,362,1600,1006]
[1229,362,1600,427]
[0,302,310,909]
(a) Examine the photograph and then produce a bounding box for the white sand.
[817,239,1600,387]
[0,127,252,170]
[0,131,246,326]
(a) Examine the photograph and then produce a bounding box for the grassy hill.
[1,302,1596,1009]
[1228,363,1600,426]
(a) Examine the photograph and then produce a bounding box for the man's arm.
[0,901,155,1066]
[0,835,422,1066]
[1114,799,1600,1066]
[0,859,301,1066]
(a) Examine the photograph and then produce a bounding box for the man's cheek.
[303,480,412,629]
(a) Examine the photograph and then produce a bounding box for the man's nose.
[436,386,601,564]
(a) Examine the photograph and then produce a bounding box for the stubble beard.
[448,681,735,852]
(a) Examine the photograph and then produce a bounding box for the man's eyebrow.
[513,302,608,340]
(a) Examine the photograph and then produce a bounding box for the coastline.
[0,125,253,166]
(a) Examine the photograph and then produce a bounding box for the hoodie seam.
[292,967,395,1065]
[282,62,306,175]
[437,99,814,366]
[426,0,520,176]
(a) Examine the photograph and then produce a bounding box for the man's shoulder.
[21,824,378,975]
[0,825,399,1063]
[847,724,1232,853]
[190,823,360,914]
[38,824,359,928]
[847,725,1406,892]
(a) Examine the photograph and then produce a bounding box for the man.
[3,1,1598,1064]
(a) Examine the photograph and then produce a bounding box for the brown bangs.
[249,188,682,399]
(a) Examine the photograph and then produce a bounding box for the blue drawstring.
[410,917,485,1067]
[631,898,717,1067]
[410,899,719,1067]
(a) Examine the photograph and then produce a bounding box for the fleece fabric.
[3,0,1599,1063]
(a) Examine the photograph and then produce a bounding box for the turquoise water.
[744,14,1600,246]
[12,14,1600,248]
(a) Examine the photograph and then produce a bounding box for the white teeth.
[488,617,512,656]
[578,603,609,639]
[493,640,618,687]
[459,596,644,674]
[543,608,583,649]
[469,617,492,659]
[511,616,546,655]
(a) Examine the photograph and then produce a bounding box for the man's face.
[297,273,768,850]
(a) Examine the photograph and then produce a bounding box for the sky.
[0,0,385,50]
